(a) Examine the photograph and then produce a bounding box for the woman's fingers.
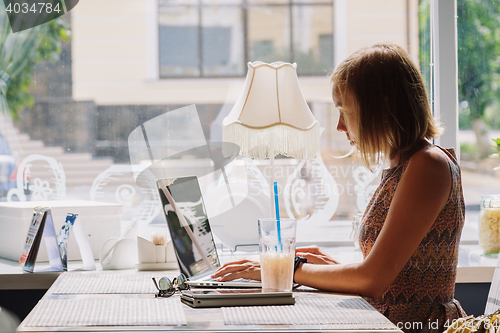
[216,265,261,282]
[211,259,261,281]
[217,258,253,270]
[296,245,322,254]
[213,262,250,277]
[296,245,340,264]
[300,245,321,251]
[296,252,325,264]
[296,251,339,265]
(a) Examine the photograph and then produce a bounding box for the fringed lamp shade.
[223,61,320,160]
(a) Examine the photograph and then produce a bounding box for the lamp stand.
[221,166,236,207]
[270,136,276,218]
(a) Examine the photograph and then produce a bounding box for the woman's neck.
[389,139,431,168]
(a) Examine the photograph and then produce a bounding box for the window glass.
[313,0,422,226]
[159,5,200,77]
[292,5,333,75]
[457,0,500,244]
[159,1,245,78]
[0,0,436,259]
[201,6,245,76]
[247,6,291,63]
[160,0,333,77]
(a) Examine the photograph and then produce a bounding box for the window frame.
[432,0,459,156]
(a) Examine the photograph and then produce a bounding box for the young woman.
[212,42,467,332]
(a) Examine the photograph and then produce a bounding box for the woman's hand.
[210,246,338,282]
[296,246,339,265]
[210,258,261,281]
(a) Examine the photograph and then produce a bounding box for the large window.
[158,0,334,78]
[456,0,500,245]
[0,0,470,257]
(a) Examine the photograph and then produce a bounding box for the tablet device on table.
[180,289,295,308]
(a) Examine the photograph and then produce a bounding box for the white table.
[17,270,403,333]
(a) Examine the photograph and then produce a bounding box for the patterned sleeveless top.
[358,146,467,332]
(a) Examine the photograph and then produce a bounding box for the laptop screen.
[157,177,220,277]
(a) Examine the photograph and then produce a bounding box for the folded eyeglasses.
[152,274,189,298]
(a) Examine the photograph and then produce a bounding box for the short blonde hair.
[331,42,443,167]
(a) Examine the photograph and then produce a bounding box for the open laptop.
[157,176,262,288]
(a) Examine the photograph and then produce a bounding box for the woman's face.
[333,88,358,146]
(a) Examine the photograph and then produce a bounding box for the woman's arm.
[294,148,452,298]
[213,148,452,298]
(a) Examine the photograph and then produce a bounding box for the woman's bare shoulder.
[406,145,451,178]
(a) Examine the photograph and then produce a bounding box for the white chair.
[7,154,66,202]
[89,164,161,228]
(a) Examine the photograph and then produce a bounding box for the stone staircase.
[12,129,114,190]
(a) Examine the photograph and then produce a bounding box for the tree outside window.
[457,0,500,159]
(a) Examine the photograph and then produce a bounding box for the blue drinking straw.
[274,181,282,245]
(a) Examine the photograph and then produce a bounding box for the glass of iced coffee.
[258,218,297,292]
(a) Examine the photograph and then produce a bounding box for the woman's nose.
[337,114,347,133]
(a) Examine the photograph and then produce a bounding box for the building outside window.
[8,0,500,321]
[158,0,334,78]
[0,0,492,253]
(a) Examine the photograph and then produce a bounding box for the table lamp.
[223,61,321,216]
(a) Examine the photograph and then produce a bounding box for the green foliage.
[460,142,478,160]
[459,104,472,129]
[420,0,500,128]
[483,101,500,128]
[460,141,495,161]
[419,0,432,104]
[4,18,69,120]
[490,139,500,168]
[457,0,500,122]
[492,138,500,153]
